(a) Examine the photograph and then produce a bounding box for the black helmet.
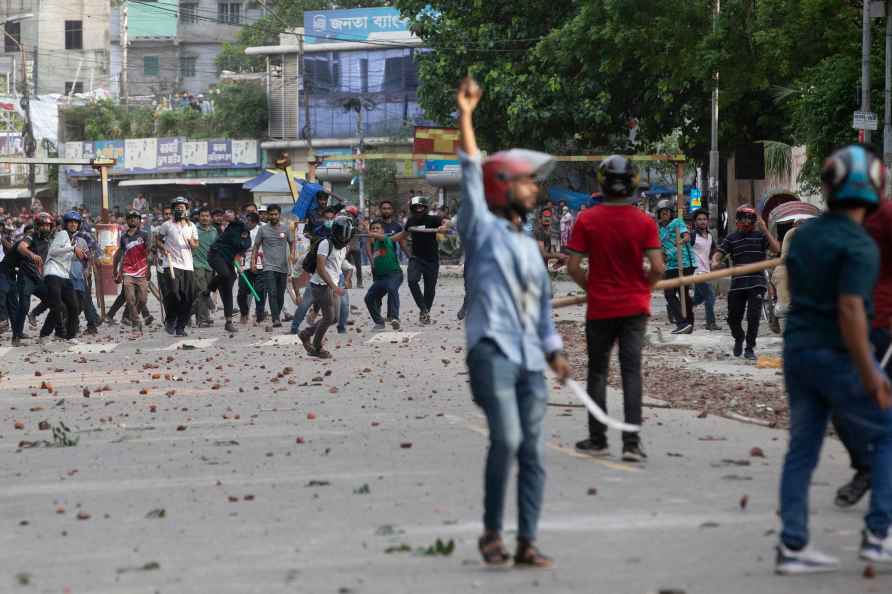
[126,210,141,220]
[330,216,355,249]
[171,196,189,208]
[409,195,430,210]
[597,155,640,198]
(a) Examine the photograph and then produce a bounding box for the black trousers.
[208,251,236,319]
[663,267,694,327]
[585,315,647,446]
[727,286,764,349]
[262,270,288,321]
[408,257,439,312]
[161,268,194,330]
[41,275,80,339]
[237,269,267,320]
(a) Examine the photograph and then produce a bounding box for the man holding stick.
[456,77,570,568]
[657,199,696,334]
[567,156,665,461]
[157,197,199,337]
[712,205,780,360]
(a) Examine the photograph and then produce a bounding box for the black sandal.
[514,540,554,568]
[478,532,510,566]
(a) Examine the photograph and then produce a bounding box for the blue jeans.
[467,339,548,541]
[692,281,716,326]
[364,271,402,324]
[780,347,892,549]
[290,286,314,333]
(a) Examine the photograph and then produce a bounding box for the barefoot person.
[456,78,571,568]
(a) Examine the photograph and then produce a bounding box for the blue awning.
[249,172,306,195]
[547,186,596,210]
[242,170,276,190]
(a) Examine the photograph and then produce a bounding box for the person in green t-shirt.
[364,220,404,330]
[192,207,218,327]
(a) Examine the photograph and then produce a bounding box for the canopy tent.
[546,186,596,210]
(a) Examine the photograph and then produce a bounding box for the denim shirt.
[457,151,562,371]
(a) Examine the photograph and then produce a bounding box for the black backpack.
[301,238,324,274]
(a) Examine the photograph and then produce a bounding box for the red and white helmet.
[344,205,359,218]
[482,149,555,211]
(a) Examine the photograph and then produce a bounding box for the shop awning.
[117,177,253,187]
[249,173,306,195]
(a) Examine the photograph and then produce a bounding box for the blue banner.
[304,8,410,44]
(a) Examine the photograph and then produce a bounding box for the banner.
[64,138,260,176]
[304,7,411,44]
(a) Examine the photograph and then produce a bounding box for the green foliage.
[65,83,268,141]
[364,160,398,204]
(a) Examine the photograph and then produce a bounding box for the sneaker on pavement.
[224,321,238,333]
[175,328,188,337]
[164,322,176,336]
[744,349,757,361]
[835,470,871,508]
[733,339,744,357]
[621,445,647,462]
[298,332,313,354]
[272,320,283,328]
[373,322,386,331]
[671,323,693,335]
[775,544,840,575]
[309,348,332,359]
[859,529,892,563]
[575,439,609,457]
[705,322,722,331]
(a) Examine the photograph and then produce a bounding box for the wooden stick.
[552,258,783,309]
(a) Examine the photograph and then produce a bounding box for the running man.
[114,211,151,334]
[712,205,780,360]
[456,77,570,568]
[405,196,446,325]
[776,145,892,574]
[157,197,199,337]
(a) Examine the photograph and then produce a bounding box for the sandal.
[478,532,510,566]
[514,540,553,568]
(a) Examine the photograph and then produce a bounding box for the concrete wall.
[127,41,180,97]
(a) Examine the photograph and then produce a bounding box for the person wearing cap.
[712,205,780,360]
[456,78,570,568]
[775,145,892,573]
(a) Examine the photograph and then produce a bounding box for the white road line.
[156,338,219,351]
[0,347,11,358]
[253,334,305,347]
[366,331,419,345]
[68,342,119,354]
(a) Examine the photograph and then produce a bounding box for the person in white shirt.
[132,193,149,213]
[41,211,86,341]
[156,196,199,336]
[298,216,355,359]
[690,209,720,330]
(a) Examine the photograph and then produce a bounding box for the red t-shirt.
[865,201,892,329]
[566,204,661,320]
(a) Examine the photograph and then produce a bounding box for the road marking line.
[445,414,639,473]
[0,347,11,358]
[367,331,419,345]
[68,342,119,354]
[157,338,218,351]
[254,335,304,347]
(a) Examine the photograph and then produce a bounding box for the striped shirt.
[718,231,769,291]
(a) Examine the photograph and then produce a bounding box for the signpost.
[853,110,879,131]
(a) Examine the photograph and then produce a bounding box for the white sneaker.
[775,543,840,575]
[860,529,892,563]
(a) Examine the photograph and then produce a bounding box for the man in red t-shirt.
[566,156,664,462]
[831,199,892,508]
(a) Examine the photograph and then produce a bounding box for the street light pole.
[863,0,873,144]
[708,0,720,232]
[884,0,892,166]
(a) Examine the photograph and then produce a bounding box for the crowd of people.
[455,76,892,574]
[0,187,459,357]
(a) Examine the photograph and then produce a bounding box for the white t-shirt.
[310,239,354,286]
[159,220,198,271]
[692,232,713,274]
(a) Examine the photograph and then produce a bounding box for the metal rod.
[864,0,873,143]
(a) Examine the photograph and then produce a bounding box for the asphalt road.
[1,275,889,593]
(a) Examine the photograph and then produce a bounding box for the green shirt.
[372,237,401,276]
[784,213,879,352]
[660,217,696,271]
[194,225,218,271]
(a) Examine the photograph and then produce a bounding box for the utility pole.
[863,0,873,144]
[884,0,892,165]
[708,0,720,232]
[300,30,311,149]
[121,1,129,103]
[356,104,365,213]
[18,45,35,207]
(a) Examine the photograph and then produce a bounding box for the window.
[65,82,84,95]
[360,58,368,93]
[65,21,83,50]
[4,22,20,53]
[179,56,197,78]
[180,3,199,24]
[143,56,160,76]
[218,3,242,25]
[383,55,418,93]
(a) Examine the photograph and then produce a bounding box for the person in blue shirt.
[776,144,892,574]
[456,77,571,569]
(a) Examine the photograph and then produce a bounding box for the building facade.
[0,0,112,96]
[111,0,263,98]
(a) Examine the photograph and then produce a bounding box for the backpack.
[301,238,325,274]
